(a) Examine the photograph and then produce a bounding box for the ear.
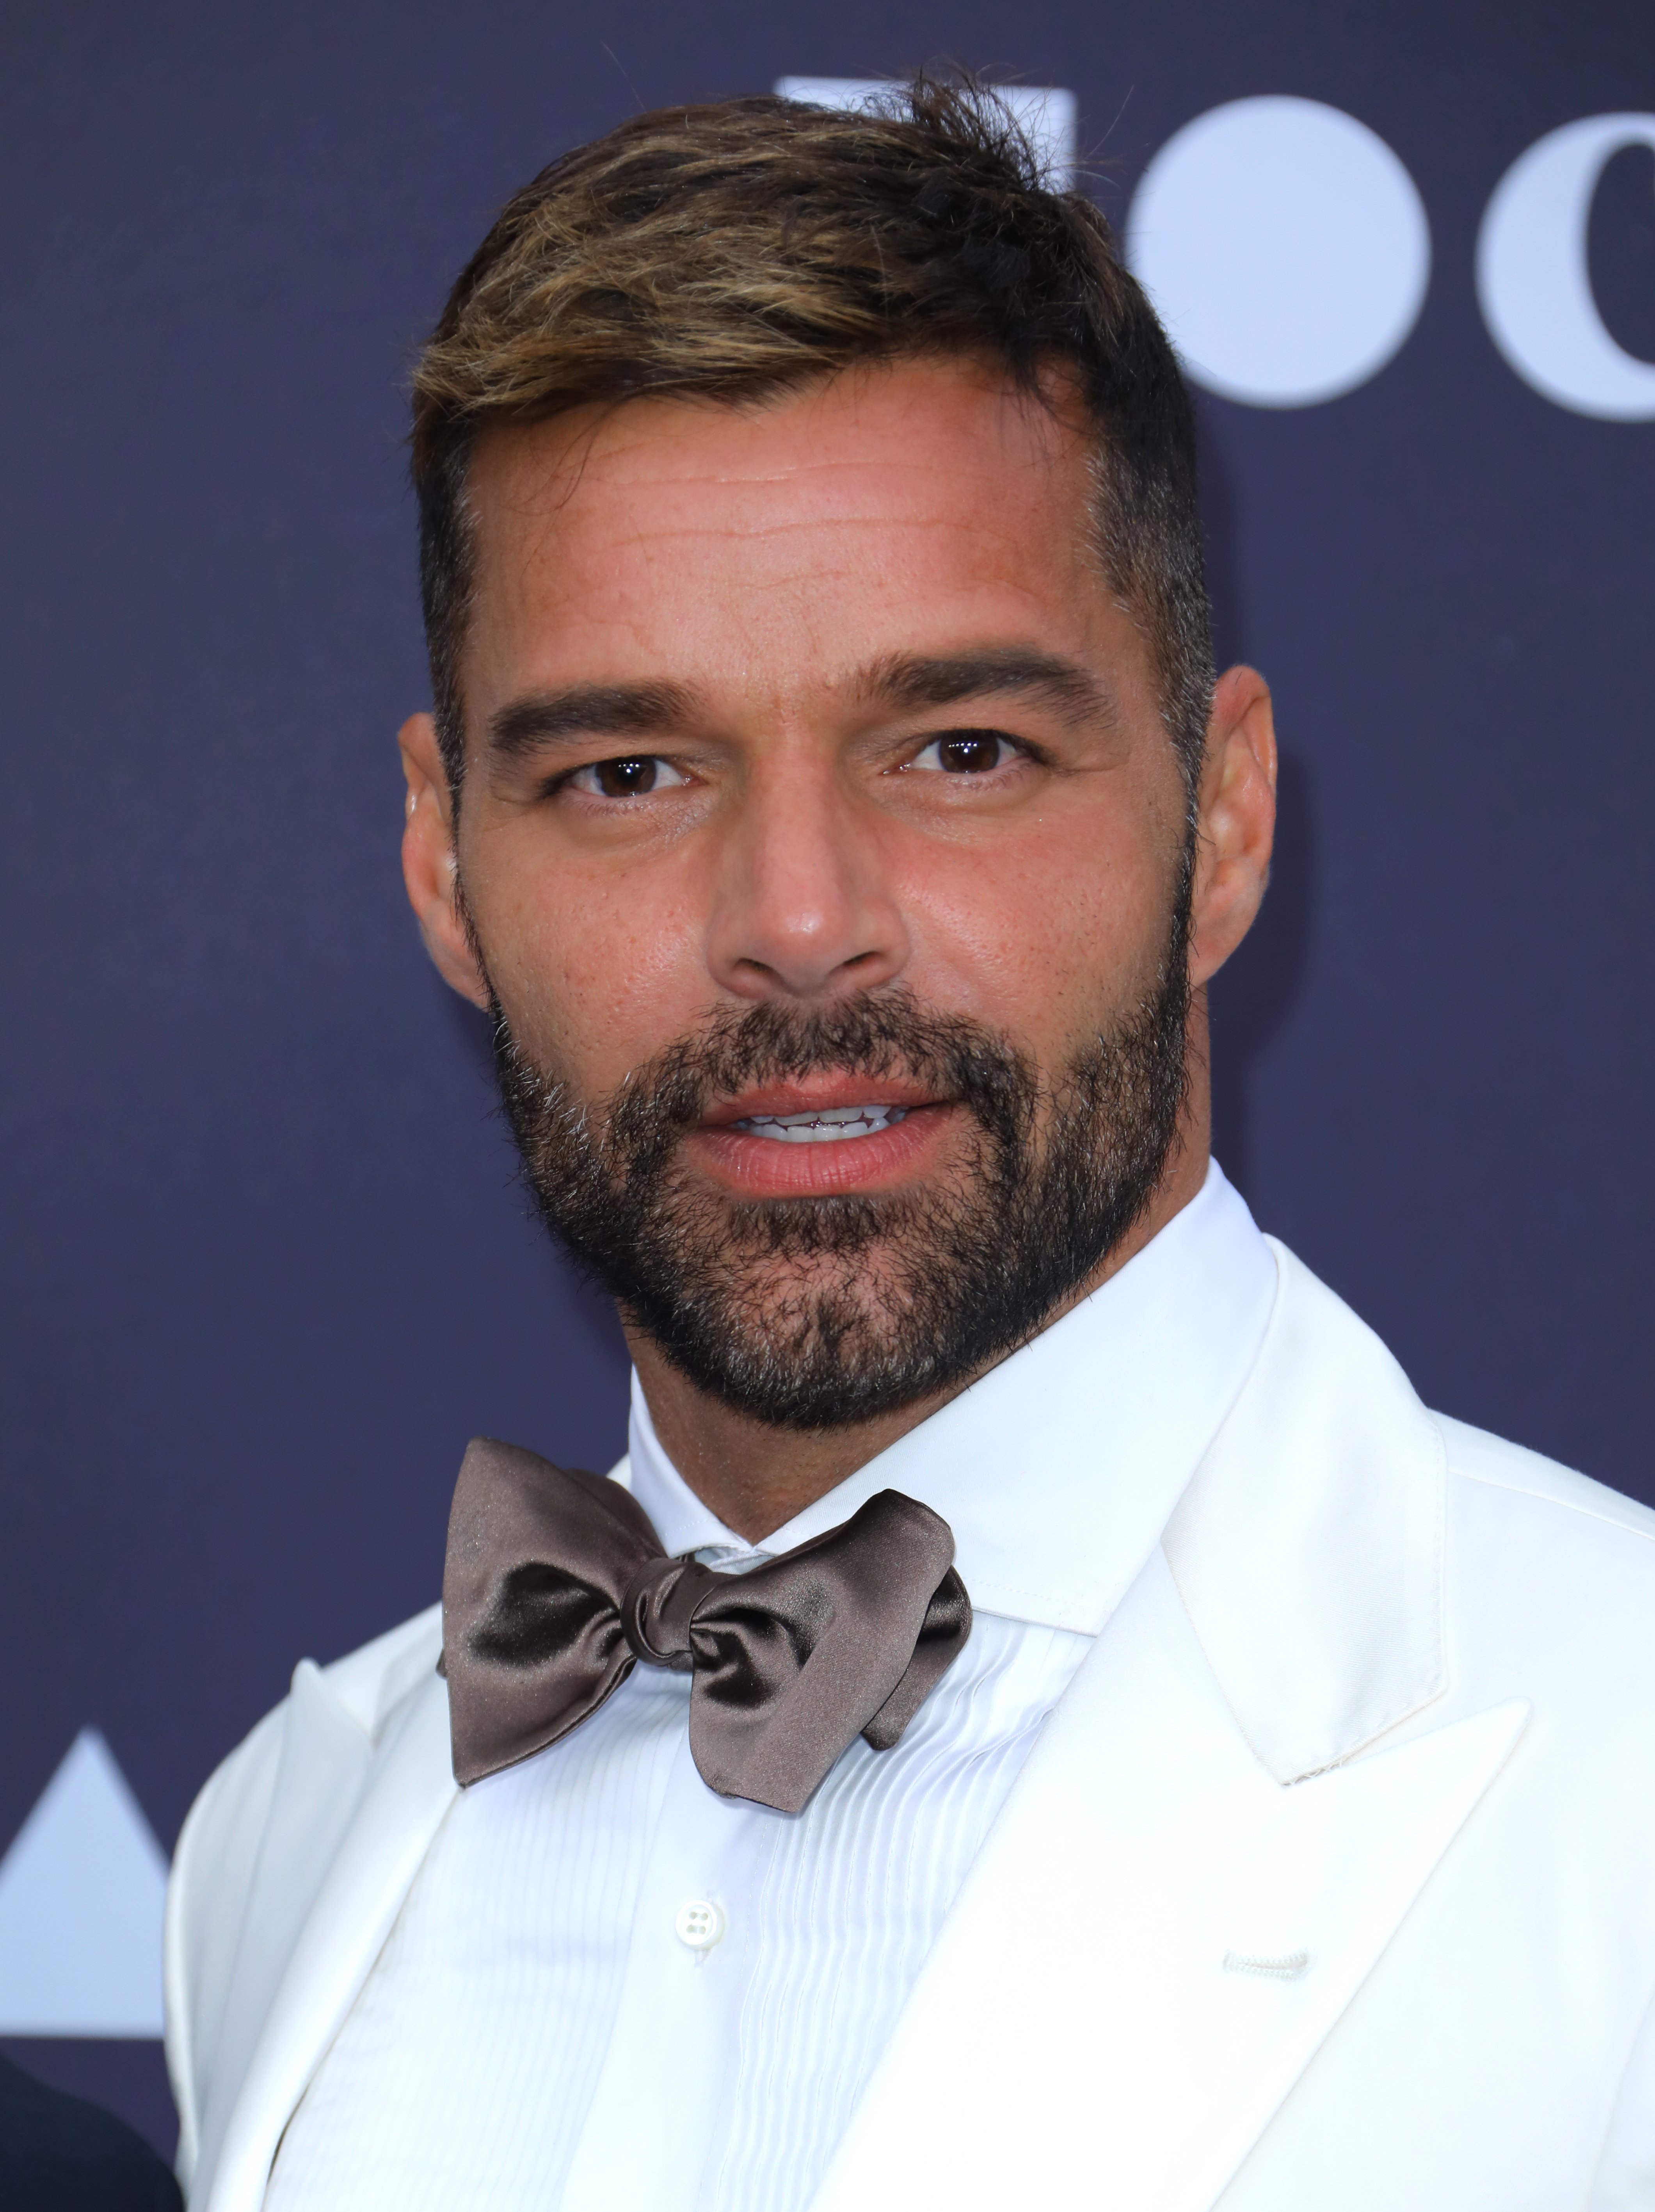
[398,713,491,1009]
[1188,666,1278,987]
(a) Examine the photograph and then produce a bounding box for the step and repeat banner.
[0,0,1648,2154]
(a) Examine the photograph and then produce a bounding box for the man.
[164,82,1655,2211]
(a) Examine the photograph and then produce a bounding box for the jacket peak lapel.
[810,1549,1528,2212]
[1164,1240,1448,1783]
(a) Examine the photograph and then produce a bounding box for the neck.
[626,1046,1212,1543]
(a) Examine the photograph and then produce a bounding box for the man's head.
[398,83,1276,1456]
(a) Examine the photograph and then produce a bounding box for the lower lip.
[685,1105,956,1197]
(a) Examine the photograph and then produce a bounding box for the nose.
[704,758,910,1003]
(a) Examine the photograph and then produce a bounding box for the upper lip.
[697,1075,944,1128]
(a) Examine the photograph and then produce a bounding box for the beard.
[487,877,1192,1432]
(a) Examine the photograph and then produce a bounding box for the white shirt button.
[675,1899,726,1952]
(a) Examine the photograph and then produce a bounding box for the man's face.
[403,359,1272,1427]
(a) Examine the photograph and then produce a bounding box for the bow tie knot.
[620,1554,722,1671]
[441,1438,972,1815]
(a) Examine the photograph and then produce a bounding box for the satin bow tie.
[441,1437,972,1815]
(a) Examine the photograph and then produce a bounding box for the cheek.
[899,810,1180,1048]
[462,831,710,1086]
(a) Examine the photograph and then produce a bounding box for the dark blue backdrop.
[0,0,1649,2156]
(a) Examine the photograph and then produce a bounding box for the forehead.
[460,359,1121,702]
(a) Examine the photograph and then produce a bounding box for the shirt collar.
[625,1159,1277,1634]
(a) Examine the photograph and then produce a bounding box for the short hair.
[411,79,1212,801]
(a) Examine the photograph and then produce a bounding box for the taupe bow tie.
[440,1437,973,1815]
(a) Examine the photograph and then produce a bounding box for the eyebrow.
[486,681,700,761]
[853,647,1117,730]
[484,646,1115,765]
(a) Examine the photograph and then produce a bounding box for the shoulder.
[1433,1414,1655,1686]
[164,1603,442,2179]
[1436,1411,1655,1547]
[1262,1234,1655,1582]
[171,1603,443,1917]
[1187,1238,1655,1774]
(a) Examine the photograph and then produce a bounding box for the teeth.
[735,1104,908,1144]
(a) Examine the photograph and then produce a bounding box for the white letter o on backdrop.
[1477,114,1655,420]
[1126,95,1431,408]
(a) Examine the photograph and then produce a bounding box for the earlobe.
[398,712,492,1009]
[1187,667,1278,988]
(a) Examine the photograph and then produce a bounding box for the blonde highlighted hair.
[411,78,1212,794]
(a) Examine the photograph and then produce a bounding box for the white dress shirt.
[264,1162,1276,2212]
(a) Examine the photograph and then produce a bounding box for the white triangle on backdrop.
[0,1728,168,2035]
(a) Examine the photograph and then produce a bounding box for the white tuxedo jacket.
[165,1245,1655,2209]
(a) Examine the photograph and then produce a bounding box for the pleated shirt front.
[264,1164,1276,2212]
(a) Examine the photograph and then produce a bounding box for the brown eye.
[940,735,1001,772]
[568,754,688,799]
[594,756,658,796]
[912,731,1014,774]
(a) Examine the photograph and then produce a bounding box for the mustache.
[499,989,1040,1168]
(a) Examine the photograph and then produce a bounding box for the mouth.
[732,1103,909,1145]
[687,1079,953,1197]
